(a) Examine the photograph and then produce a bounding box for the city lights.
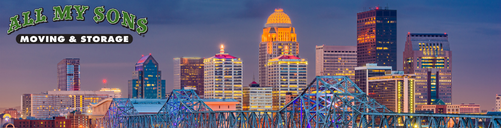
[2,1,498,128]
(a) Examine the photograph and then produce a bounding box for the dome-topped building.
[265,9,292,27]
[259,9,305,111]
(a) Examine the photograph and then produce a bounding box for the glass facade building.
[403,33,452,105]
[357,8,397,70]
[259,9,299,87]
[204,45,243,110]
[173,57,204,98]
[368,73,415,113]
[315,45,357,80]
[57,58,80,91]
[354,63,392,94]
[128,54,166,99]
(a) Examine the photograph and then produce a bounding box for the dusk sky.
[0,0,499,110]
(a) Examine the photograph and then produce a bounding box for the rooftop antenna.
[220,44,225,54]
[103,79,107,88]
[386,3,389,9]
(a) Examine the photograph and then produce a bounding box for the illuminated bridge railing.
[97,76,501,128]
[103,111,501,128]
[359,113,501,128]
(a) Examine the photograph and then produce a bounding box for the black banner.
[16,34,133,44]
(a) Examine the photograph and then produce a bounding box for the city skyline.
[0,0,499,111]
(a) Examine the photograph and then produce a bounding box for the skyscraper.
[367,72,415,113]
[315,45,357,80]
[128,54,166,99]
[57,58,80,91]
[496,94,500,111]
[403,33,452,105]
[357,7,397,70]
[204,45,243,110]
[259,9,299,87]
[267,46,307,110]
[354,63,392,94]
[173,57,204,98]
[247,86,273,113]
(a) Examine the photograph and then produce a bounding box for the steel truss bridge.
[96,76,501,128]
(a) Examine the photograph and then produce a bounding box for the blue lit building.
[357,7,397,70]
[128,54,166,99]
[57,58,80,91]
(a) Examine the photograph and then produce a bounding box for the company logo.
[7,5,148,44]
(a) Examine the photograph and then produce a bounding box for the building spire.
[220,44,225,54]
[284,45,289,55]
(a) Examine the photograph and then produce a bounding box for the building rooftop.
[136,54,151,64]
[355,63,392,70]
[214,54,237,59]
[409,33,448,36]
[273,55,301,60]
[266,8,292,26]
[316,45,357,51]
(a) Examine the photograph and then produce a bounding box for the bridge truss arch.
[97,76,501,128]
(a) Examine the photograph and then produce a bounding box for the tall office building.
[367,72,415,113]
[57,58,80,91]
[267,46,307,110]
[357,7,397,70]
[173,57,204,98]
[248,86,273,113]
[354,63,392,94]
[204,45,243,110]
[242,80,261,110]
[21,91,115,118]
[259,9,299,87]
[128,54,166,99]
[315,45,357,80]
[403,33,452,105]
[496,94,501,111]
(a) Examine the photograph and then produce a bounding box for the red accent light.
[376,7,379,10]
[214,54,237,59]
[275,55,301,59]
[444,33,447,35]
[103,79,107,84]
[141,55,144,57]
[408,32,410,34]
[149,53,151,55]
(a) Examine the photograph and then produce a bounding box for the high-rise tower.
[403,33,452,105]
[357,7,397,70]
[57,58,80,91]
[128,54,166,99]
[267,46,307,110]
[259,9,299,87]
[173,57,204,98]
[315,45,357,80]
[204,45,244,110]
